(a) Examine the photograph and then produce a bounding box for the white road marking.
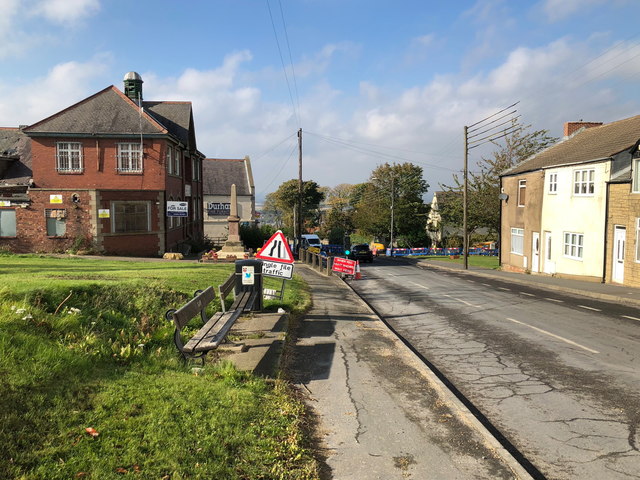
[498,287,511,291]
[546,298,564,303]
[481,283,492,287]
[622,315,640,322]
[443,294,481,308]
[520,292,536,297]
[578,305,601,312]
[411,282,430,290]
[505,317,599,354]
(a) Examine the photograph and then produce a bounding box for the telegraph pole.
[297,128,303,257]
[464,102,520,270]
[463,126,469,270]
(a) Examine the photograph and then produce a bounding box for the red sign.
[332,257,357,275]
[255,230,295,264]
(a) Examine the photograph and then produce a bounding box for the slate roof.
[203,158,254,196]
[23,86,197,150]
[503,115,640,176]
[0,128,32,185]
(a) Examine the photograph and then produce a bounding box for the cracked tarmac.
[288,266,522,479]
[353,262,640,479]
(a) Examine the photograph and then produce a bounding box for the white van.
[301,234,322,252]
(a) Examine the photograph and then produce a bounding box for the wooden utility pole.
[463,126,469,270]
[297,128,303,257]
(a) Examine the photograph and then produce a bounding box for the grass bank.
[0,254,317,479]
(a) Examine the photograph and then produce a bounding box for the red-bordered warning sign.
[255,230,295,264]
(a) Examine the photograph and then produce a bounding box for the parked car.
[348,244,373,263]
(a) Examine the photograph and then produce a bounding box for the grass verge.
[417,255,500,269]
[0,254,318,479]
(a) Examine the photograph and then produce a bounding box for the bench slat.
[230,290,258,312]
[218,273,236,313]
[183,309,242,353]
[172,286,216,329]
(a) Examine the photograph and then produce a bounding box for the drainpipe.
[602,182,610,283]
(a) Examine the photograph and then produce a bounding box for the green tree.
[353,163,429,247]
[267,179,325,236]
[319,183,356,244]
[441,126,557,235]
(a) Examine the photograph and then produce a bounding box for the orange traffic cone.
[355,260,362,280]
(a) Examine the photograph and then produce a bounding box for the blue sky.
[2,0,640,202]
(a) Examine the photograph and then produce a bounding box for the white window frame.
[111,201,151,233]
[563,232,584,260]
[633,158,640,193]
[174,148,181,177]
[166,145,173,175]
[573,169,595,196]
[517,179,526,206]
[116,143,143,173]
[0,209,17,237]
[56,142,83,173]
[511,228,524,255]
[636,218,640,262]
[548,172,558,194]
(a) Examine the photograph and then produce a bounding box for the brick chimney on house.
[564,121,603,137]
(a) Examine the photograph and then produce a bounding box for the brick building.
[0,72,205,256]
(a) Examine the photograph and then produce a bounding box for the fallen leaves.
[84,427,99,437]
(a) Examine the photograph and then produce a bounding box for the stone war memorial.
[216,183,248,260]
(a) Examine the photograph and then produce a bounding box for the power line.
[305,130,460,172]
[278,0,301,124]
[266,0,300,127]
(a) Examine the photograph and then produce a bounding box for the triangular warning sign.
[255,230,295,264]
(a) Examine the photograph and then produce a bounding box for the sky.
[3,0,640,203]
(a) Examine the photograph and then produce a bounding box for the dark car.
[348,244,373,263]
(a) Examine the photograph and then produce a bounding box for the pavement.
[221,257,640,479]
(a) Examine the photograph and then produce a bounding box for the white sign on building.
[167,201,188,217]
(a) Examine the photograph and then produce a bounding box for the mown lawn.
[0,254,318,480]
[419,255,500,269]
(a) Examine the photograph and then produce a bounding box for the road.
[349,258,640,479]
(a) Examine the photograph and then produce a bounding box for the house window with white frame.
[517,180,526,206]
[112,201,150,233]
[636,218,640,262]
[166,145,173,175]
[573,169,595,196]
[116,143,143,173]
[56,142,83,172]
[174,148,181,177]
[563,232,584,259]
[511,228,524,255]
[548,172,558,194]
[0,209,16,237]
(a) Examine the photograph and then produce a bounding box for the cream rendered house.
[540,161,610,280]
[502,117,640,282]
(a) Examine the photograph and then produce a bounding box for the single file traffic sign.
[255,230,295,264]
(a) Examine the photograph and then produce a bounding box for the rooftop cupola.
[123,71,143,103]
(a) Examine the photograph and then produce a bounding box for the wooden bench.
[218,272,260,314]
[165,286,244,362]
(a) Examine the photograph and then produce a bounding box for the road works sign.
[262,260,294,280]
[332,257,357,275]
[255,230,294,264]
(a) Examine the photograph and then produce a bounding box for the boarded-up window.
[0,209,16,237]
[45,209,66,237]
[113,202,150,233]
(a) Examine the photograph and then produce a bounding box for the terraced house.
[500,116,640,287]
[0,72,205,256]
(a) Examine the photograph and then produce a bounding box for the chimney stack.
[564,121,602,137]
[123,71,143,103]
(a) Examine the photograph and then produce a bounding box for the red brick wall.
[31,137,166,190]
[0,189,93,253]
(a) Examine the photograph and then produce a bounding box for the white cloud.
[542,0,609,22]
[32,0,100,24]
[0,55,111,125]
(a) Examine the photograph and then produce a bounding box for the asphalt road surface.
[349,258,640,480]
